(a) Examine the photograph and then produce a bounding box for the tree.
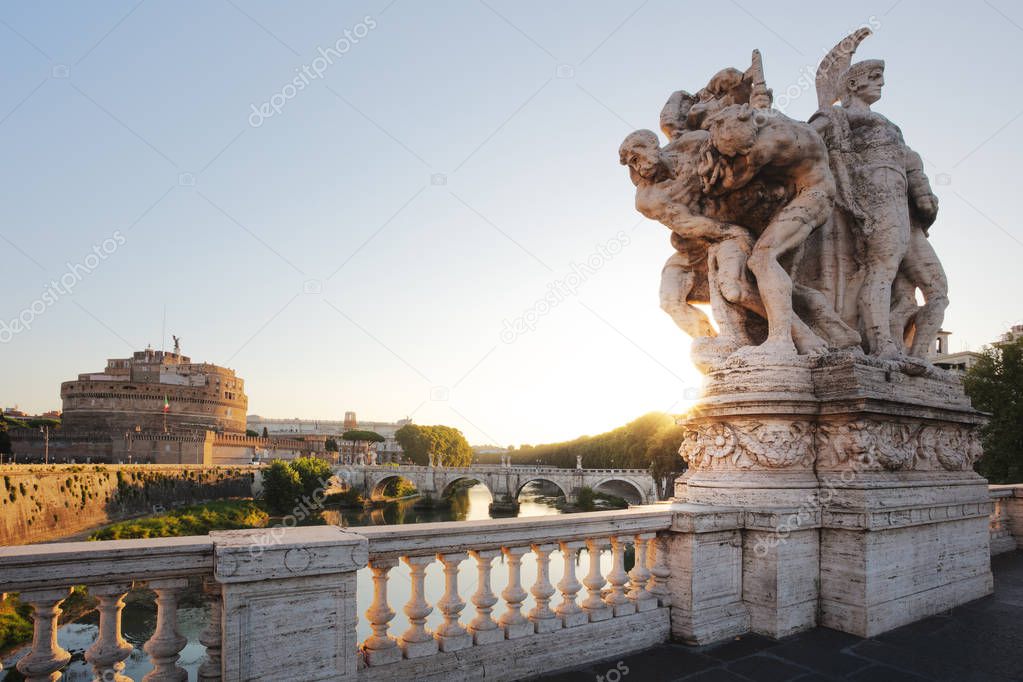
[261,460,302,515]
[325,437,339,452]
[645,421,688,498]
[262,427,269,439]
[395,424,429,465]
[245,429,259,437]
[342,430,385,461]
[394,424,471,466]
[289,456,333,500]
[964,336,1023,483]
[0,420,12,458]
[342,430,385,444]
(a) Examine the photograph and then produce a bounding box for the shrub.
[88,500,268,540]
[261,460,302,515]
[323,488,363,507]
[290,457,333,500]
[576,486,596,511]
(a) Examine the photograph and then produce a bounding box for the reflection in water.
[1,482,604,679]
[321,481,564,527]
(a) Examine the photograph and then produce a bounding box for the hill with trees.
[487,412,686,498]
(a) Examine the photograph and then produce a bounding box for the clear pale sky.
[2,0,1021,445]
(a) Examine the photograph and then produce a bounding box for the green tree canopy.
[394,424,472,466]
[261,460,302,515]
[0,421,12,457]
[325,437,339,452]
[342,430,385,443]
[261,456,334,515]
[964,337,1023,483]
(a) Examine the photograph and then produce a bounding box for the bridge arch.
[515,478,569,501]
[440,476,493,500]
[591,477,647,505]
[369,473,420,501]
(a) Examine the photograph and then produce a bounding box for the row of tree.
[394,424,473,467]
[483,412,687,498]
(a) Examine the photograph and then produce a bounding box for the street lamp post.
[39,425,49,465]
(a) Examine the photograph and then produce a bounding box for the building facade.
[8,346,326,465]
[247,412,410,461]
[61,348,247,435]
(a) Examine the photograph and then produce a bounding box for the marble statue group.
[621,29,946,372]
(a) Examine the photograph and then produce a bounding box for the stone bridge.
[333,464,660,506]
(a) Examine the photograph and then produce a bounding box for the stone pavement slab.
[538,551,1023,682]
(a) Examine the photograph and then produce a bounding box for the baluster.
[363,557,402,665]
[15,587,71,682]
[556,540,588,627]
[604,536,635,616]
[434,553,472,651]
[647,535,672,607]
[399,555,438,658]
[143,578,188,682]
[628,533,658,612]
[581,539,611,622]
[84,583,133,682]
[499,546,532,639]
[198,577,223,682]
[467,549,503,644]
[528,543,561,633]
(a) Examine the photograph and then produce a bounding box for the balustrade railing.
[0,537,220,682]
[353,507,673,673]
[2,487,1019,681]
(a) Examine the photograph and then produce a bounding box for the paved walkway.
[540,551,1023,682]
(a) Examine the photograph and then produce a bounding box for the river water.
[3,482,624,679]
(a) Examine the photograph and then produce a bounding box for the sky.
[2,0,1021,446]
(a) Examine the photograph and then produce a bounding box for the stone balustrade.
[0,486,1020,682]
[353,508,674,680]
[0,536,217,682]
[990,485,1023,555]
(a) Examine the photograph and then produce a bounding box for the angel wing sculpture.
[815,27,872,108]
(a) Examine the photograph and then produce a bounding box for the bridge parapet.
[1,486,1020,680]
[334,464,660,504]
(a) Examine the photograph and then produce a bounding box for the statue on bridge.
[621,31,947,372]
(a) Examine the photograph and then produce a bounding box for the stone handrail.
[989,484,1023,556]
[354,506,674,679]
[339,463,651,475]
[1,489,1019,681]
[358,506,672,559]
[0,536,221,681]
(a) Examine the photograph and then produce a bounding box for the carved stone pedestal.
[677,353,993,639]
[817,472,993,637]
[210,527,368,682]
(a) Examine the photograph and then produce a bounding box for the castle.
[9,345,324,465]
[61,348,248,435]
